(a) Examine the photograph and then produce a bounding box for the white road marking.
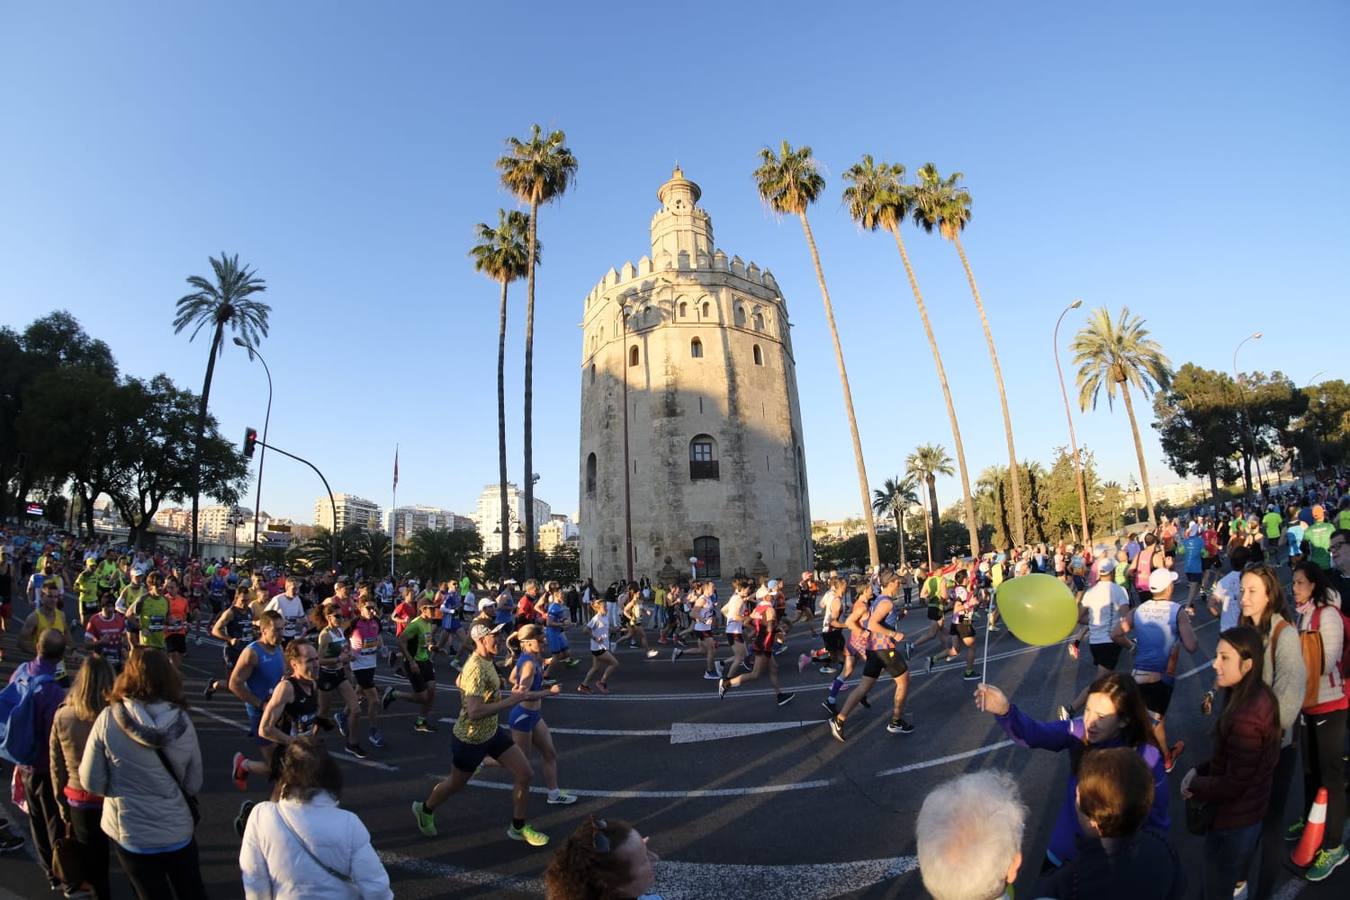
[876,740,1015,777]
[189,706,399,772]
[440,719,815,744]
[443,773,835,798]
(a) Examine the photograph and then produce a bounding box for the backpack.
[0,667,56,766]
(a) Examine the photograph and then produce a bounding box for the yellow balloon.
[995,574,1078,646]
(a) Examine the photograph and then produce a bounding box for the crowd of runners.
[0,474,1347,898]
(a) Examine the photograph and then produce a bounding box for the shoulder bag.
[112,705,200,826]
[275,805,354,884]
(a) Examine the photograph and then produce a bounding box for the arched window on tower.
[629,345,640,367]
[692,535,721,578]
[586,453,597,496]
[753,309,765,332]
[589,363,596,384]
[752,345,763,366]
[701,301,710,319]
[679,302,688,318]
[734,305,746,327]
[690,337,703,358]
[690,434,718,481]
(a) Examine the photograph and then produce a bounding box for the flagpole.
[390,445,398,584]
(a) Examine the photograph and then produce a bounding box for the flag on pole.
[393,446,399,491]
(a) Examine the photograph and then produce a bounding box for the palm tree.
[912,164,1026,545]
[173,253,269,559]
[351,529,392,578]
[471,210,537,583]
[497,125,578,578]
[1071,307,1173,524]
[755,141,879,569]
[404,528,483,584]
[842,156,980,558]
[873,475,919,567]
[907,444,954,568]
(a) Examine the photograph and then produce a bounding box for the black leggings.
[1254,744,1298,900]
[70,804,112,900]
[1301,707,1347,851]
[115,839,208,900]
[22,768,59,884]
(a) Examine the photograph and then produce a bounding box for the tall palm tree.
[873,475,919,567]
[471,210,537,582]
[1071,307,1173,524]
[907,444,954,568]
[497,125,577,578]
[843,157,980,557]
[173,253,269,558]
[755,141,879,568]
[912,163,1026,545]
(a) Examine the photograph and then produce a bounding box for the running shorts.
[440,616,460,633]
[796,597,813,613]
[822,630,845,653]
[1185,572,1201,584]
[927,606,942,621]
[223,644,244,671]
[956,622,975,641]
[591,648,608,657]
[407,659,435,693]
[1137,679,1174,717]
[317,668,347,692]
[1072,576,1086,593]
[1089,642,1123,671]
[1204,555,1222,571]
[164,634,187,654]
[846,633,869,658]
[727,632,744,644]
[863,648,908,679]
[352,667,376,690]
[507,705,542,733]
[450,727,514,774]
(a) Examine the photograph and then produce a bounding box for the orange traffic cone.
[1291,787,1328,868]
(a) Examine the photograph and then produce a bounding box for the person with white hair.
[916,770,1025,900]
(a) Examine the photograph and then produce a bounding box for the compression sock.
[829,677,843,701]
[512,818,525,830]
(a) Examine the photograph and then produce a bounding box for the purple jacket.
[7,658,67,773]
[995,703,1169,864]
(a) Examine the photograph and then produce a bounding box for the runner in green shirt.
[412,619,556,847]
[75,558,101,626]
[117,571,147,615]
[1336,499,1350,532]
[126,572,170,650]
[1305,505,1335,570]
[380,599,440,732]
[1261,506,1283,543]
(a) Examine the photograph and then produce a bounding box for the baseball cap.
[478,598,497,611]
[766,579,780,591]
[469,621,506,641]
[754,586,770,599]
[1147,568,1179,594]
[1096,557,1116,575]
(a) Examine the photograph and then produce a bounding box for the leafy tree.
[403,527,483,584]
[471,209,537,582]
[172,253,269,558]
[872,475,919,569]
[912,163,1026,545]
[1153,364,1243,507]
[1239,371,1306,488]
[1296,379,1350,470]
[843,155,980,557]
[497,125,577,578]
[906,444,953,567]
[758,142,879,569]
[351,529,393,579]
[1071,307,1172,524]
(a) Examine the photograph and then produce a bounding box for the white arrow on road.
[444,718,814,744]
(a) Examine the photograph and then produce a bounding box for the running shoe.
[414,718,437,733]
[1306,846,1349,882]
[1165,740,1185,774]
[672,647,684,662]
[987,624,1001,632]
[506,823,549,847]
[718,677,730,699]
[344,743,369,760]
[368,728,386,749]
[234,800,255,838]
[565,658,580,668]
[381,687,397,711]
[818,665,837,674]
[0,830,21,853]
[902,642,913,661]
[334,710,348,737]
[412,800,437,837]
[776,692,795,707]
[596,682,609,694]
[541,678,558,688]
[772,646,786,656]
[1232,882,1247,900]
[702,670,720,680]
[742,660,753,673]
[577,683,593,694]
[713,659,724,676]
[820,699,837,715]
[962,669,981,681]
[828,715,846,743]
[798,653,810,673]
[1284,819,1306,843]
[232,752,249,791]
[627,641,639,649]
[1056,705,1071,722]
[202,681,216,701]
[886,718,915,735]
[546,790,578,805]
[645,649,659,659]
[1068,640,1080,660]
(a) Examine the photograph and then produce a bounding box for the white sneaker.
[547,790,578,805]
[645,649,659,659]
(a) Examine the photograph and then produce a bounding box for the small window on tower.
[753,345,763,366]
[629,345,640,367]
[690,434,719,480]
[586,453,597,496]
[734,306,746,327]
[590,363,596,384]
[679,302,688,318]
[690,337,703,358]
[701,301,710,318]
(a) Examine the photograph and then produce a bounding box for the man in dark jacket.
[1036,747,1185,900]
[7,629,68,889]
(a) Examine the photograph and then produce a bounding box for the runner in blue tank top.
[506,626,575,806]
[226,610,287,797]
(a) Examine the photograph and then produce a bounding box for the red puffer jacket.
[1189,690,1280,830]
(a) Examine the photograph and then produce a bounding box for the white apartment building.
[314,494,383,532]
[474,483,551,555]
[386,505,471,542]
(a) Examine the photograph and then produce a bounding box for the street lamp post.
[246,433,338,570]
[1054,299,1092,543]
[1232,332,1264,498]
[227,509,243,563]
[620,299,635,584]
[1305,371,1326,474]
[233,338,273,562]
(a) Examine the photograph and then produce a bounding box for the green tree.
[975,465,1012,550]
[351,529,393,579]
[497,125,577,578]
[912,163,1025,545]
[1153,364,1242,509]
[843,155,980,557]
[1071,307,1172,524]
[403,527,484,584]
[173,254,269,558]
[471,209,537,582]
[872,475,919,569]
[906,444,954,568]
[1296,379,1350,470]
[756,141,879,568]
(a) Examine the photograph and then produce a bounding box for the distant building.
[387,505,472,542]
[812,519,869,541]
[314,494,383,532]
[474,483,552,555]
[538,517,579,552]
[153,505,249,539]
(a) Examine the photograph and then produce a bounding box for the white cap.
[1147,568,1179,594]
[1096,557,1116,575]
[478,598,497,611]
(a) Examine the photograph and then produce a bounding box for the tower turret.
[650,166,713,264]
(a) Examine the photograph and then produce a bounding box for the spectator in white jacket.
[240,738,392,900]
[79,647,207,899]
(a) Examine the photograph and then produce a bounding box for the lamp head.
[233,337,247,348]
[1251,331,1263,340]
[1070,299,1083,310]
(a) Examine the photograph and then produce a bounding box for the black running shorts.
[450,726,514,774]
[822,630,845,653]
[863,648,908,679]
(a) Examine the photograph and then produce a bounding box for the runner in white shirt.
[1059,558,1132,720]
[1206,545,1247,633]
[717,580,753,682]
[577,598,618,694]
[264,576,308,645]
[672,582,718,678]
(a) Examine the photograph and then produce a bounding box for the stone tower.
[578,168,812,587]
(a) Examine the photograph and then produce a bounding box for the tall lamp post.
[234,338,273,561]
[619,298,635,583]
[226,508,244,563]
[1232,332,1264,498]
[1054,299,1092,543]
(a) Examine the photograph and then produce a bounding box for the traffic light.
[243,427,258,458]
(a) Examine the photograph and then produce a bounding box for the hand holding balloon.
[973,683,1010,715]
[994,574,1078,646]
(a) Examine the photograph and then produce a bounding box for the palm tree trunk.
[191,321,225,559]
[497,279,511,583]
[953,234,1024,545]
[1119,383,1156,524]
[522,199,539,579]
[891,227,981,557]
[927,475,940,536]
[895,510,906,567]
[921,485,934,569]
[798,212,879,569]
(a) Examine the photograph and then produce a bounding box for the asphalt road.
[2,593,1347,899]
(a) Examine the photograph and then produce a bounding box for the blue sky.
[2,2,1347,525]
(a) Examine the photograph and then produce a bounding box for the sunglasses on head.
[590,815,611,853]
